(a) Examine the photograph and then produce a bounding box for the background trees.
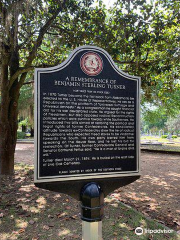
[0,0,87,174]
[0,0,179,175]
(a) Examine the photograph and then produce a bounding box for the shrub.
[17,131,26,139]
[162,135,168,138]
[172,135,177,139]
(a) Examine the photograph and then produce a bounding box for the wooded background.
[0,0,179,174]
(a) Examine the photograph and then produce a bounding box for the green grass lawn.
[104,199,180,240]
[141,136,180,152]
[141,136,180,143]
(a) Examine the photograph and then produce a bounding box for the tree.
[0,0,179,175]
[18,78,34,136]
[141,105,168,133]
[166,114,180,134]
[49,0,179,110]
[0,0,87,175]
[109,0,179,107]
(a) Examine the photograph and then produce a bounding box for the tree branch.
[9,0,67,89]
[39,48,52,54]
[25,0,67,67]
[9,66,34,90]
[51,24,70,33]
[18,31,36,50]
[114,59,135,64]
[19,72,28,88]
[141,50,149,64]
[46,31,61,36]
[23,81,34,85]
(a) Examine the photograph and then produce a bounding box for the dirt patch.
[0,165,179,240]
[111,151,180,230]
[15,144,34,165]
[14,143,180,230]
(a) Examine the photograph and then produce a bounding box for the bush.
[17,131,26,139]
[172,135,177,139]
[162,135,168,138]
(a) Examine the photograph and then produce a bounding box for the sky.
[92,0,116,8]
[103,0,116,8]
[94,0,152,8]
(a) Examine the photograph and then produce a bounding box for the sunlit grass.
[141,136,180,144]
[58,228,70,236]
[140,219,148,228]
[29,206,41,213]
[15,219,28,228]
[1,163,179,240]
[104,197,179,240]
[119,222,129,228]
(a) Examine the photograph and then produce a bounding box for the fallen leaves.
[42,223,55,230]
[29,220,35,225]
[110,222,115,226]
[65,206,71,210]
[57,212,67,219]
[70,215,78,220]
[43,225,50,230]
[56,212,78,221]
[127,227,135,231]
[173,221,180,226]
[1,156,179,240]
[18,228,25,234]
[72,234,79,239]
[158,220,165,224]
[48,223,54,228]
[148,234,154,240]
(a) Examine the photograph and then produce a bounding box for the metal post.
[80,182,104,240]
[82,221,102,240]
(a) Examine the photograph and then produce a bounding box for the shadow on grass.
[0,164,81,240]
[0,163,179,240]
[112,152,180,231]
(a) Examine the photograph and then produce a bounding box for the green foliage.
[18,78,34,126]
[1,0,180,117]
[165,114,180,133]
[18,118,31,127]
[32,0,180,113]
[19,79,33,111]
[162,135,178,139]
[141,105,168,132]
[17,131,26,139]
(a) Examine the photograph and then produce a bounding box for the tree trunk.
[0,46,20,175]
[0,133,16,175]
[30,127,34,137]
[0,84,20,175]
[22,125,27,132]
[0,0,64,175]
[0,86,19,175]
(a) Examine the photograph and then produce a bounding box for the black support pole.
[80,182,104,240]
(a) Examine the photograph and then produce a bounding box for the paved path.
[15,143,180,230]
[15,143,34,165]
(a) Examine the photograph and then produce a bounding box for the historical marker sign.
[34,46,140,198]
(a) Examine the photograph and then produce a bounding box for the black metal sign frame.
[34,46,140,198]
